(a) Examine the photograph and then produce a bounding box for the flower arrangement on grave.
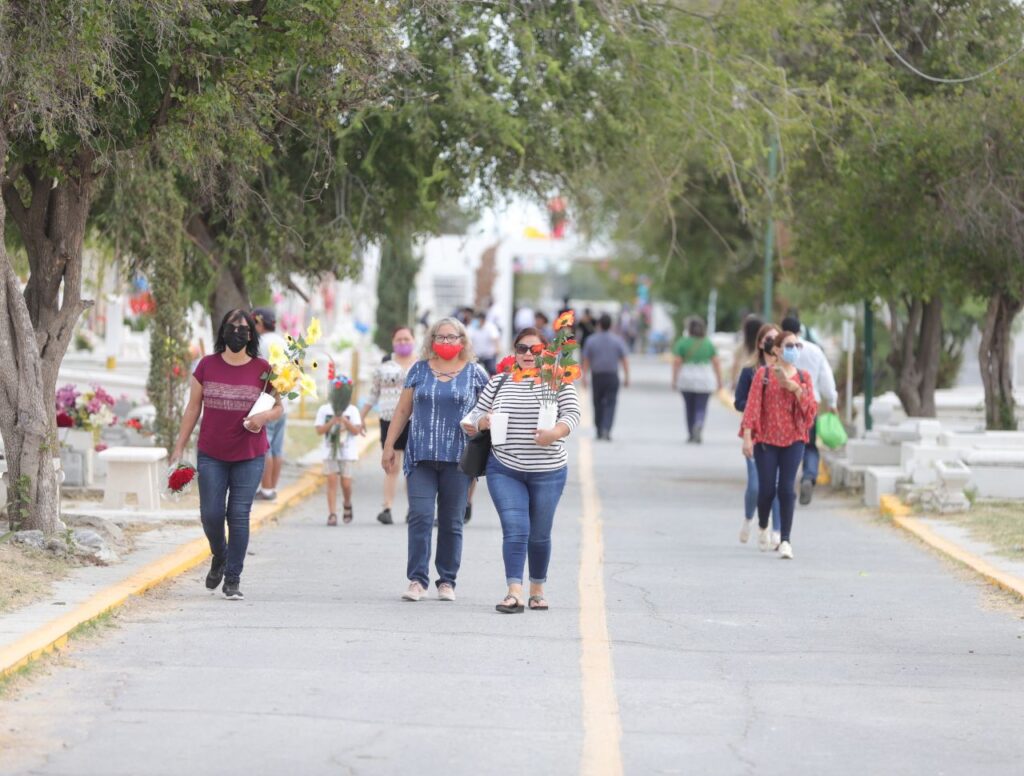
[509,310,582,427]
[55,384,119,448]
[247,318,322,429]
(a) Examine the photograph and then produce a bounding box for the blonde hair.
[418,316,477,363]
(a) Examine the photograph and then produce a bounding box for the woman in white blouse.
[463,327,581,613]
[362,326,418,525]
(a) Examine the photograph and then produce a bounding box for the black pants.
[591,372,620,437]
[754,441,805,543]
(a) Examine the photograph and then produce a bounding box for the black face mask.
[225,331,249,353]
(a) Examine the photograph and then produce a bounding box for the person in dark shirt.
[582,313,631,441]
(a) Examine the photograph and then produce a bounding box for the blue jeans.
[744,456,781,532]
[486,454,568,584]
[197,452,265,582]
[753,442,805,544]
[406,461,470,588]
[681,391,711,437]
[802,422,819,484]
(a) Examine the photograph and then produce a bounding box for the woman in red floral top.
[740,328,817,559]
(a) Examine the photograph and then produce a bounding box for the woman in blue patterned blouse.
[382,317,489,602]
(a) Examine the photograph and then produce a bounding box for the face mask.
[394,342,415,357]
[225,331,249,353]
[781,346,799,365]
[432,342,463,361]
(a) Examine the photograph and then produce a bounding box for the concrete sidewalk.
[2,357,1023,775]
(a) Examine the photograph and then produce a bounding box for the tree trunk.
[186,213,249,339]
[979,292,1022,430]
[210,262,250,337]
[0,148,95,532]
[374,225,419,352]
[888,296,942,418]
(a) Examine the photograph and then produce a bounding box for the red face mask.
[432,342,463,361]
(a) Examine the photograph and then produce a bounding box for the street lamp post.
[762,134,779,319]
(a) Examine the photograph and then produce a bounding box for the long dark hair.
[513,326,549,348]
[215,308,260,358]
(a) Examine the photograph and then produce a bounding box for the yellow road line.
[576,393,624,776]
[0,430,380,679]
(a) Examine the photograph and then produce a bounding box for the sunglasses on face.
[515,343,544,355]
[227,325,251,336]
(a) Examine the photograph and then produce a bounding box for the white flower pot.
[537,402,558,431]
[245,392,277,432]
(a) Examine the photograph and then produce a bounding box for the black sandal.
[495,595,524,614]
[342,505,353,524]
[528,595,549,611]
[327,513,338,527]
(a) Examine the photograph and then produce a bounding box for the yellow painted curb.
[879,494,911,518]
[880,492,1024,602]
[891,514,1024,601]
[0,429,380,679]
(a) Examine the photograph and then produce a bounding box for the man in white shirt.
[469,311,501,374]
[253,307,288,501]
[781,316,838,506]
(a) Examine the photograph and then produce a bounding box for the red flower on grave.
[56,411,74,428]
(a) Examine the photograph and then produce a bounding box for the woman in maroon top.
[172,309,282,599]
[740,328,816,559]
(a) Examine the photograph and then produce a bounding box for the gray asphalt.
[2,356,1023,775]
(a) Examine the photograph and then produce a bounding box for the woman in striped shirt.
[463,327,581,613]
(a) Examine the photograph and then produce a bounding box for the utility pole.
[762,134,779,319]
[864,300,874,431]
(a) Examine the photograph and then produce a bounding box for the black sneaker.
[799,479,814,505]
[223,580,244,600]
[377,508,393,525]
[464,504,472,524]
[206,557,226,590]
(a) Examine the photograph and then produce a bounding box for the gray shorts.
[265,416,286,458]
[323,459,354,478]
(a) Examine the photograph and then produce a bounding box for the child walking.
[316,376,362,526]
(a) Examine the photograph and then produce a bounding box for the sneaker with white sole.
[779,541,794,559]
[437,583,456,602]
[758,527,772,551]
[739,519,753,544]
[772,531,781,549]
[402,581,427,601]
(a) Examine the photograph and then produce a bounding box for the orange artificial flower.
[530,343,544,355]
[561,364,582,383]
[512,368,539,383]
[554,310,575,331]
[541,349,558,360]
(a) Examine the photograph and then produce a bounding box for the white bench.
[98,447,167,510]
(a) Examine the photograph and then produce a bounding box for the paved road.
[3,357,1023,775]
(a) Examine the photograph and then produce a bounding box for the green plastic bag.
[816,411,848,449]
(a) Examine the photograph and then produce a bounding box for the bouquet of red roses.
[166,462,197,499]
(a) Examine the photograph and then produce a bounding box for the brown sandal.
[528,595,548,611]
[327,513,338,527]
[342,505,353,524]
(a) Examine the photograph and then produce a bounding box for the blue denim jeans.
[744,456,781,532]
[802,422,820,484]
[753,442,805,544]
[197,452,265,583]
[406,461,470,588]
[486,454,568,585]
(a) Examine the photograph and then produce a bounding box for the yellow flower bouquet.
[245,318,322,430]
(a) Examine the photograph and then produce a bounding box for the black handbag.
[458,373,510,477]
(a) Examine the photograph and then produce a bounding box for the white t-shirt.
[315,403,362,461]
[469,320,500,358]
